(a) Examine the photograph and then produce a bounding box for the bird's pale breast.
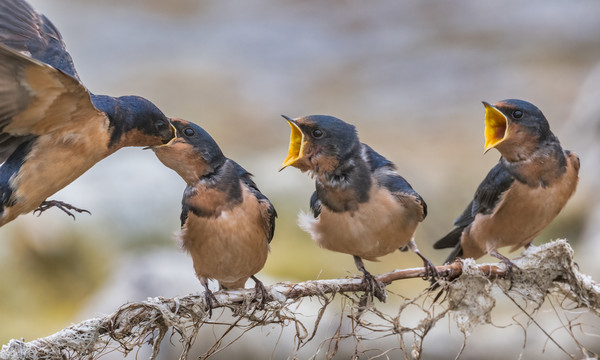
[179,185,270,288]
[299,184,419,261]
[464,153,579,258]
[1,116,111,225]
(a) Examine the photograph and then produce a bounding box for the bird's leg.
[488,249,517,273]
[489,249,518,289]
[251,275,268,308]
[353,255,386,302]
[200,278,218,318]
[405,239,439,281]
[34,200,91,220]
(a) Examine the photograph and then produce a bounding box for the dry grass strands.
[1,239,598,359]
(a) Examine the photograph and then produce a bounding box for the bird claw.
[360,271,387,303]
[251,275,268,308]
[490,250,519,290]
[203,288,219,318]
[503,260,518,290]
[34,200,91,220]
[422,258,440,282]
[353,255,386,302]
[408,244,439,282]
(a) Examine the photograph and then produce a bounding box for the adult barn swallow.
[434,99,579,270]
[280,115,436,301]
[0,0,174,226]
[152,119,276,313]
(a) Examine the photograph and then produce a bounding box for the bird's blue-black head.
[483,99,553,157]
[92,95,174,148]
[151,118,225,184]
[280,114,360,174]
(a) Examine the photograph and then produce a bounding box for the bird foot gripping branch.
[359,271,388,304]
[251,275,270,308]
[0,240,595,360]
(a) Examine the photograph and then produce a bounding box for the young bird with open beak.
[434,99,579,272]
[151,119,276,314]
[0,0,175,226]
[280,115,435,302]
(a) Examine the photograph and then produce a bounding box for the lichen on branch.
[1,240,598,360]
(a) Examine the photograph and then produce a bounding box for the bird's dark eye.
[183,128,195,136]
[155,120,167,130]
[513,110,523,119]
[312,128,324,138]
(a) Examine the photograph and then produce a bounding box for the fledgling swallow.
[0,0,175,226]
[151,119,276,315]
[280,115,436,302]
[434,99,579,272]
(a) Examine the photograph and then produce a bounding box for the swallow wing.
[382,173,428,221]
[234,162,277,244]
[0,0,80,80]
[469,161,515,219]
[363,143,427,221]
[434,161,515,249]
[0,44,103,163]
[309,191,322,218]
[180,185,193,227]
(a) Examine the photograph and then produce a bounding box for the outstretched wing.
[0,0,80,80]
[0,44,102,163]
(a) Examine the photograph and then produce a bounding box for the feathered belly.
[298,188,419,261]
[180,192,269,287]
[468,171,578,254]
[1,127,110,225]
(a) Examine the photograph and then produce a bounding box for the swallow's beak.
[166,122,177,142]
[145,121,178,150]
[483,101,509,153]
[280,115,305,171]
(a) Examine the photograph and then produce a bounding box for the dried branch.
[0,239,598,360]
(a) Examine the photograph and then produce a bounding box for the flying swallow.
[151,119,276,315]
[280,115,436,302]
[0,0,174,226]
[434,99,579,272]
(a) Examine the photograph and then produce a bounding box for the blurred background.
[1,0,600,358]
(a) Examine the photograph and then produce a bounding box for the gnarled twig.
[0,239,597,360]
